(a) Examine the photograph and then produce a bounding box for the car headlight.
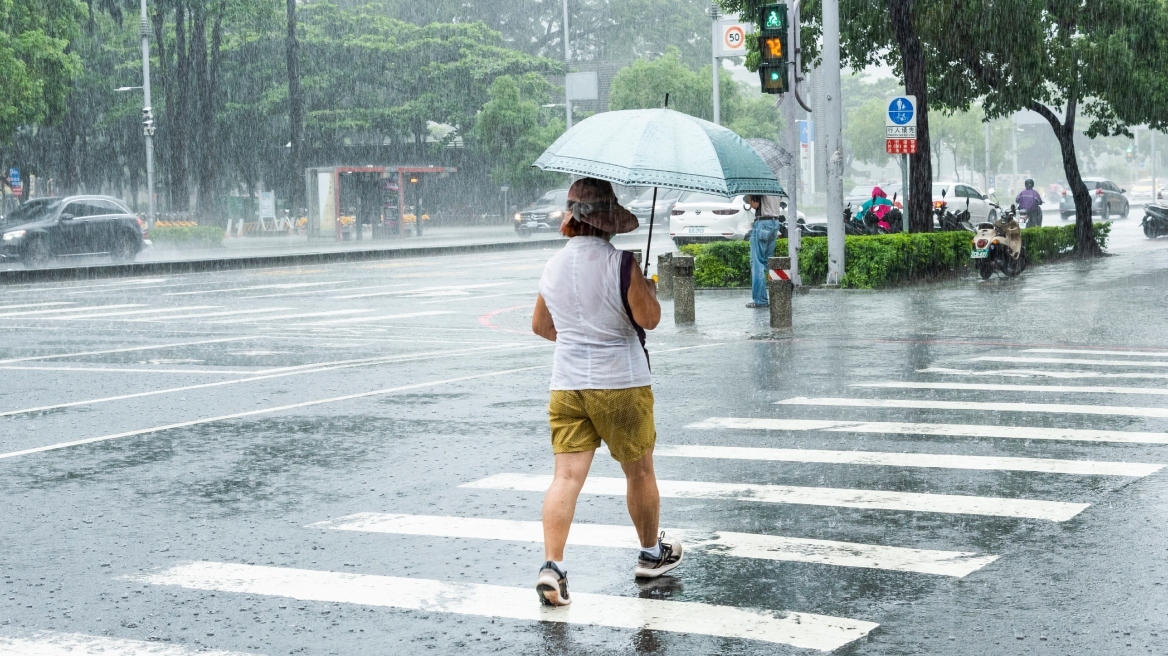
[513,213,522,222]
[549,210,563,220]
[2,230,26,241]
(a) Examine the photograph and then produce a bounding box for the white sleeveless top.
[538,237,652,390]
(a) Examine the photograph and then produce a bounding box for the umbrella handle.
[643,186,658,277]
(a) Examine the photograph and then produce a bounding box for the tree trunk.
[191,4,212,216]
[887,0,932,232]
[203,3,224,221]
[285,0,304,210]
[170,1,190,211]
[1030,100,1100,256]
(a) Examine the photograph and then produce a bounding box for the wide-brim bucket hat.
[566,177,639,234]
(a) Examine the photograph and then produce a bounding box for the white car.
[669,192,805,247]
[932,182,998,223]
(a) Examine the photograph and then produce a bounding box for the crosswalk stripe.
[919,367,1168,380]
[312,512,998,577]
[973,356,1168,368]
[296,311,456,326]
[38,305,219,320]
[140,561,878,650]
[462,473,1088,521]
[0,302,74,311]
[128,307,296,321]
[0,631,257,655]
[687,416,1168,445]
[207,309,373,324]
[776,396,1168,419]
[164,281,351,296]
[852,380,1168,397]
[0,304,143,319]
[1023,348,1168,358]
[654,444,1162,477]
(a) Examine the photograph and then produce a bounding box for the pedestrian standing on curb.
[746,194,784,308]
[530,177,683,607]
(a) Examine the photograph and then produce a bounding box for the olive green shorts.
[548,386,656,463]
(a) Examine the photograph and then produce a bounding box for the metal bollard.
[656,252,674,299]
[767,256,793,329]
[672,255,695,324]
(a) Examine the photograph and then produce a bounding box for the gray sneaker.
[536,561,571,606]
[634,533,683,579]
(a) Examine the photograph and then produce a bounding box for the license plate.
[525,221,539,226]
[971,248,989,259]
[687,227,706,234]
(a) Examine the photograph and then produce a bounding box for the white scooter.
[971,203,1026,280]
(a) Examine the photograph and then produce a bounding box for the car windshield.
[678,192,733,204]
[3,199,61,225]
[535,190,567,206]
[635,188,683,202]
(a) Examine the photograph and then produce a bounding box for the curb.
[0,237,571,285]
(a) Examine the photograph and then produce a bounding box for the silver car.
[1059,177,1129,220]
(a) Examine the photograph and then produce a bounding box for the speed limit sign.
[716,20,749,57]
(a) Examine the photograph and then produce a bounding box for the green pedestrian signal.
[757,3,788,94]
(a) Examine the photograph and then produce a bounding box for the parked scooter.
[971,204,1026,279]
[1141,203,1168,238]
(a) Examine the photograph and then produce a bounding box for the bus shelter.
[304,165,455,240]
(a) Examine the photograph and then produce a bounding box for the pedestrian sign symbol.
[887,97,915,126]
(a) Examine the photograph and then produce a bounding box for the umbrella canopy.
[533,108,786,197]
[746,138,794,177]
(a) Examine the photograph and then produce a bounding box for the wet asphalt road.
[2,219,1168,655]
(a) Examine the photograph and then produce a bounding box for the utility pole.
[563,0,572,130]
[784,1,801,284]
[822,0,844,284]
[710,4,721,125]
[984,122,991,192]
[1152,129,1158,201]
[138,0,156,224]
[1012,119,1018,179]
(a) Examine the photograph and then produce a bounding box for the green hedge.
[150,225,224,248]
[682,222,1111,289]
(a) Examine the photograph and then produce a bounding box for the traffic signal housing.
[757,4,788,94]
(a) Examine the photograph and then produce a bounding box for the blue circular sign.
[888,98,914,125]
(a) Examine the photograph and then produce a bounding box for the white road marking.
[0,344,535,419]
[337,282,512,300]
[207,309,373,324]
[0,304,143,318]
[38,305,219,320]
[0,336,253,364]
[687,416,1168,445]
[140,561,877,651]
[1023,348,1168,358]
[0,302,74,310]
[0,631,258,655]
[418,292,532,305]
[776,396,1168,419]
[0,365,253,375]
[0,365,543,460]
[852,380,1168,397]
[463,474,1088,521]
[295,311,456,326]
[165,281,351,296]
[973,356,1168,368]
[126,307,296,322]
[5,278,169,294]
[241,283,410,299]
[648,343,727,354]
[654,444,1162,477]
[313,512,998,577]
[919,367,1168,380]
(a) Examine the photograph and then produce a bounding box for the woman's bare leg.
[542,450,596,561]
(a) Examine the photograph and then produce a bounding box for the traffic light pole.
[710,4,720,125]
[822,0,844,285]
[563,0,572,130]
[139,0,156,225]
[784,1,801,285]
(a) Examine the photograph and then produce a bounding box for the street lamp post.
[709,3,721,125]
[562,0,572,130]
[138,0,156,225]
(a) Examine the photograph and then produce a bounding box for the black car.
[0,195,151,268]
[513,189,568,237]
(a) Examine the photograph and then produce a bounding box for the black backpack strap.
[619,250,650,370]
